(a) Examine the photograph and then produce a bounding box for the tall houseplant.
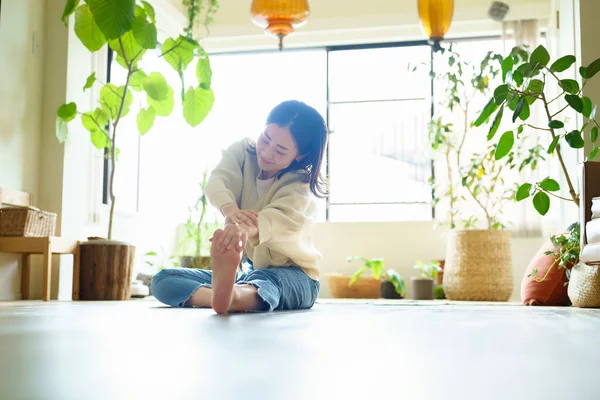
[56,0,216,300]
[424,45,536,301]
[476,44,600,283]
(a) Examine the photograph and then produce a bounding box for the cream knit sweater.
[204,138,322,280]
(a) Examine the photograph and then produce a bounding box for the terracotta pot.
[327,274,380,298]
[411,278,434,300]
[381,281,403,299]
[78,238,135,300]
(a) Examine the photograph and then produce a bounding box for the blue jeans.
[151,263,320,312]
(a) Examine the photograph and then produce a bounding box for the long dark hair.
[248,100,329,198]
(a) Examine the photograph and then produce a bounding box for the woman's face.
[256,123,300,178]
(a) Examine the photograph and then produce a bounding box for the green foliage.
[183,0,220,39]
[174,169,219,258]
[424,44,535,230]
[433,285,446,300]
[413,260,442,280]
[477,44,600,221]
[144,249,179,273]
[346,256,385,285]
[529,222,580,284]
[384,269,406,297]
[55,0,217,240]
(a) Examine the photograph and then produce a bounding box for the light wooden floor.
[1,299,599,400]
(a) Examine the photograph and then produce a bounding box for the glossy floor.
[1,299,599,400]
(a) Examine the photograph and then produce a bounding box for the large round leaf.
[144,72,169,101]
[183,87,215,127]
[74,4,107,52]
[162,36,198,73]
[87,0,135,40]
[137,107,156,135]
[57,102,77,122]
[533,192,550,215]
[109,30,145,68]
[81,108,109,133]
[132,15,157,50]
[62,0,80,26]
[196,53,212,89]
[148,86,174,116]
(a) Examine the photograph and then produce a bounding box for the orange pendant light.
[251,0,310,51]
[417,0,454,51]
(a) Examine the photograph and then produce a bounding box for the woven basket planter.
[0,206,57,237]
[327,274,381,298]
[443,229,513,301]
[567,262,600,308]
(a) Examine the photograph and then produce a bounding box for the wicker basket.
[443,229,513,301]
[327,274,381,298]
[567,262,600,308]
[0,206,57,237]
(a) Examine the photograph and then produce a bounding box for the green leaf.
[508,95,519,111]
[90,130,110,150]
[519,100,530,121]
[196,52,212,89]
[99,83,132,119]
[565,94,584,113]
[533,192,550,215]
[56,117,68,143]
[148,86,174,116]
[81,107,109,133]
[516,183,533,201]
[550,55,576,72]
[586,57,600,79]
[530,45,550,67]
[526,79,544,104]
[61,0,80,26]
[580,66,589,79]
[540,177,560,192]
[513,97,525,123]
[109,30,145,68]
[565,130,585,148]
[591,105,598,120]
[488,107,504,140]
[132,15,157,49]
[547,136,560,154]
[582,97,593,118]
[137,107,156,135]
[548,120,564,129]
[517,62,541,79]
[74,4,107,52]
[474,98,498,127]
[559,79,580,94]
[513,70,524,86]
[141,1,156,24]
[143,72,169,101]
[183,87,215,127]
[162,36,198,73]
[135,5,146,19]
[493,84,509,105]
[87,0,135,40]
[57,102,77,122]
[518,125,524,134]
[349,266,367,286]
[590,146,599,160]
[591,127,598,143]
[129,70,147,92]
[495,130,514,160]
[83,72,96,91]
[501,57,513,82]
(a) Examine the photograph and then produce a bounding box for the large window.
[105,37,538,225]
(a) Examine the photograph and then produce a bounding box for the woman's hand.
[227,209,259,227]
[211,223,246,253]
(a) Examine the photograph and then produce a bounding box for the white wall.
[0,0,46,300]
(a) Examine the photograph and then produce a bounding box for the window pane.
[328,45,431,103]
[328,100,432,215]
[329,203,432,222]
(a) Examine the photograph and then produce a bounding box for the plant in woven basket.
[56,0,216,240]
[475,44,600,281]
[424,44,540,230]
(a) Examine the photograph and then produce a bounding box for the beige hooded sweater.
[204,138,322,280]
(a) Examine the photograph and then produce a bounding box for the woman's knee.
[151,269,176,302]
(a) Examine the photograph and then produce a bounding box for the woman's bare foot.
[210,240,241,314]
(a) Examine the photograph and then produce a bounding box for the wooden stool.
[0,188,80,301]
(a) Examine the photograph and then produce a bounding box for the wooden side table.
[0,237,80,301]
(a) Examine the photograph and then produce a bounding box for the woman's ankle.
[229,284,263,312]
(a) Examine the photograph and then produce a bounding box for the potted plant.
[327,256,383,299]
[175,170,220,269]
[411,260,442,300]
[56,0,216,300]
[476,44,600,305]
[421,45,536,301]
[380,269,406,299]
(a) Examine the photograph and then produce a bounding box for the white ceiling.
[163,0,552,51]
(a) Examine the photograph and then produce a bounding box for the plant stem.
[551,104,569,119]
[548,91,565,105]
[541,92,580,206]
[541,187,576,202]
[107,38,134,240]
[524,123,552,131]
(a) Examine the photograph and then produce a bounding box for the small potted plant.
[174,170,220,269]
[412,260,442,300]
[327,256,383,298]
[380,269,406,299]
